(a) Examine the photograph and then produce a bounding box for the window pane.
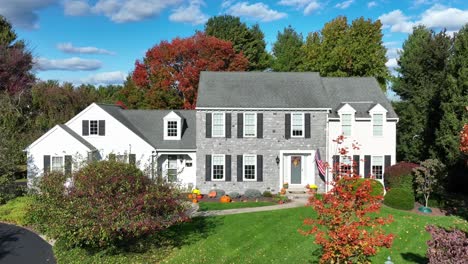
[51,157,63,171]
[90,120,98,135]
[167,121,178,137]
[342,114,352,136]
[244,155,256,180]
[212,113,224,137]
[212,155,224,180]
[373,114,383,136]
[244,113,256,137]
[372,156,383,179]
[373,126,383,136]
[292,113,304,137]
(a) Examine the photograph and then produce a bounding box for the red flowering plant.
[301,135,394,263]
[461,124,468,165]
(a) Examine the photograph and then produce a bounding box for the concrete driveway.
[0,223,55,264]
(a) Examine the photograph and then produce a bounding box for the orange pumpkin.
[188,193,193,199]
[220,195,231,203]
[192,199,198,203]
[208,191,217,198]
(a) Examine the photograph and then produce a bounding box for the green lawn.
[198,201,276,211]
[53,206,467,264]
[0,196,33,226]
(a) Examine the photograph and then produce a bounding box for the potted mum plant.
[306,184,318,195]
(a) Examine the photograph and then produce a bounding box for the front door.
[167,155,177,182]
[290,156,302,184]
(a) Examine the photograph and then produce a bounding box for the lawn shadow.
[401,252,428,264]
[440,193,468,221]
[306,247,322,264]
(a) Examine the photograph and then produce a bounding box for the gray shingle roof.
[97,104,196,150]
[197,72,331,109]
[322,77,398,119]
[58,124,97,151]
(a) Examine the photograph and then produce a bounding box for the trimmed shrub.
[426,225,468,264]
[244,189,262,199]
[228,192,240,199]
[384,162,418,190]
[212,189,225,198]
[29,161,187,249]
[337,178,384,198]
[262,191,272,197]
[383,188,415,210]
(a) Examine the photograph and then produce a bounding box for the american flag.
[315,149,326,177]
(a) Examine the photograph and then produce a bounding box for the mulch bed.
[409,202,445,216]
[197,196,276,203]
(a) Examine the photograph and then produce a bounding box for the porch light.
[275,156,280,165]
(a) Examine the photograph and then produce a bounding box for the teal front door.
[291,156,302,184]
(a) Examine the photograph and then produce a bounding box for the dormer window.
[373,114,383,136]
[341,114,352,136]
[163,111,182,140]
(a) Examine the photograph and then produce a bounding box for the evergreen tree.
[272,26,304,72]
[302,16,389,90]
[205,15,271,70]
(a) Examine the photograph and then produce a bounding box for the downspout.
[325,112,330,193]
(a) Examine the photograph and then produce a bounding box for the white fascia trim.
[386,118,399,122]
[355,118,371,121]
[197,107,332,111]
[156,149,197,152]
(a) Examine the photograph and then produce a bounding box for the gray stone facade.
[196,110,328,194]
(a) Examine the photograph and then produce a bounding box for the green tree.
[393,26,451,163]
[204,15,271,71]
[0,15,34,94]
[302,16,389,90]
[435,25,468,167]
[272,26,304,72]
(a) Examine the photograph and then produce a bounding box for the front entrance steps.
[286,188,311,201]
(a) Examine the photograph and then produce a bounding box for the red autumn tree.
[460,124,468,155]
[131,33,249,109]
[301,135,394,263]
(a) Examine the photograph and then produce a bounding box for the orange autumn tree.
[131,33,249,109]
[301,135,394,263]
[461,124,468,155]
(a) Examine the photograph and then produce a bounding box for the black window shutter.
[332,155,339,177]
[226,155,231,181]
[82,120,89,136]
[237,155,243,182]
[257,113,263,138]
[65,155,72,175]
[305,113,311,138]
[206,113,212,138]
[98,120,105,136]
[205,155,211,181]
[353,155,360,175]
[285,114,291,139]
[129,154,136,165]
[257,155,263,182]
[109,153,116,161]
[364,155,371,178]
[43,155,50,173]
[384,155,391,170]
[237,113,243,138]
[226,113,231,138]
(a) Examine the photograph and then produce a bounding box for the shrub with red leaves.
[383,162,419,190]
[461,124,468,155]
[29,161,188,249]
[301,136,394,263]
[426,225,468,264]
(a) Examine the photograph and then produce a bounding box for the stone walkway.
[192,197,309,217]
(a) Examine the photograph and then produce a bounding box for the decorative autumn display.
[208,191,217,198]
[192,199,198,204]
[192,188,201,195]
[196,194,203,199]
[283,182,289,189]
[301,136,394,263]
[280,188,286,195]
[220,195,231,203]
[188,193,194,199]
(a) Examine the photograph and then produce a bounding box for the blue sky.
[1,0,468,86]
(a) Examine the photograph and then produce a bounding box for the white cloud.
[385,58,398,68]
[379,5,468,34]
[57,42,116,55]
[34,57,102,71]
[69,0,182,23]
[335,0,354,9]
[82,71,126,85]
[278,0,321,15]
[378,10,414,33]
[227,2,287,22]
[169,0,208,25]
[63,0,90,16]
[367,1,377,8]
[0,0,56,29]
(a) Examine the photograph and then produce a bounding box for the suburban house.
[26,71,398,194]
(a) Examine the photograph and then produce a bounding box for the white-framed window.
[291,113,304,137]
[212,154,225,181]
[116,155,127,163]
[373,114,383,136]
[243,155,256,181]
[212,112,225,137]
[372,156,384,180]
[90,120,98,135]
[168,155,178,182]
[340,156,352,175]
[167,121,178,137]
[341,114,352,136]
[243,112,257,137]
[51,156,64,172]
